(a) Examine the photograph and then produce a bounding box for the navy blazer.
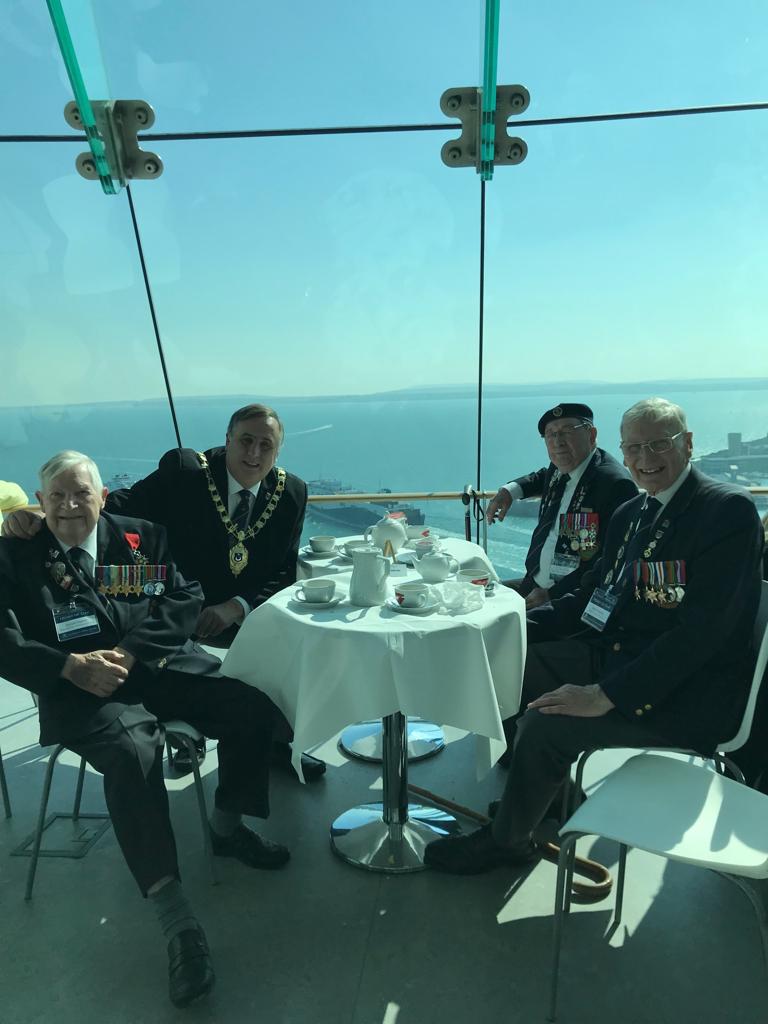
[0,513,220,745]
[106,447,307,609]
[514,447,638,598]
[528,466,764,753]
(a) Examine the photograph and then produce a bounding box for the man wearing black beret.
[487,402,637,611]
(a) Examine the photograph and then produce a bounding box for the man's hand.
[1,508,44,539]
[196,599,245,638]
[527,684,614,718]
[487,488,512,524]
[114,647,136,673]
[525,586,550,610]
[62,650,130,698]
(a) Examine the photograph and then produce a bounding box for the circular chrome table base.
[339,719,445,763]
[330,803,461,872]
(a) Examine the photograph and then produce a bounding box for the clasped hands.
[195,599,245,638]
[527,683,614,718]
[62,647,136,698]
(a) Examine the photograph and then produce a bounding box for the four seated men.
[1,397,764,1002]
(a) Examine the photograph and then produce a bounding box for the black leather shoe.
[210,823,290,869]
[167,927,215,1008]
[424,824,540,875]
[170,738,206,775]
[271,741,326,782]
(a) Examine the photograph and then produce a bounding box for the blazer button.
[644,704,652,711]
[158,657,167,669]
[612,642,621,652]
[634,708,643,716]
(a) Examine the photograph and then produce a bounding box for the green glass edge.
[45,0,118,194]
[479,0,501,181]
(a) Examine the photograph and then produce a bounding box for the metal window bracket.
[65,99,163,188]
[440,85,530,171]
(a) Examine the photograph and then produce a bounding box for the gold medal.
[229,541,249,575]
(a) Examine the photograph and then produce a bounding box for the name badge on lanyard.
[580,587,618,632]
[52,601,100,642]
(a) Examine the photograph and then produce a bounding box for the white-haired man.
[425,398,764,874]
[0,451,290,1006]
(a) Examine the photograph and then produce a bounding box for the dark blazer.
[527,466,764,753]
[0,513,220,745]
[514,447,638,598]
[106,447,307,609]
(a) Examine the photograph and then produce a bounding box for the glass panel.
[481,112,768,572]
[0,148,179,496]
[500,4,768,119]
[127,130,482,542]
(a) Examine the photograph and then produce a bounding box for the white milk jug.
[349,548,391,607]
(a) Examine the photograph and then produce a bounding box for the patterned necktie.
[623,496,663,563]
[68,546,94,583]
[524,472,570,576]
[231,489,252,533]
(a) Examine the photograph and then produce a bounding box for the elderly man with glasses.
[487,402,638,613]
[425,397,764,874]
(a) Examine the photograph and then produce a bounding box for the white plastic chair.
[549,752,768,1021]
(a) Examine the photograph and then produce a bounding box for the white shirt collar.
[646,462,692,509]
[227,471,261,502]
[559,448,596,487]
[57,526,98,563]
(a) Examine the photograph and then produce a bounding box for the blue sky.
[1,0,767,406]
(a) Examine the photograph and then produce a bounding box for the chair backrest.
[720,579,768,752]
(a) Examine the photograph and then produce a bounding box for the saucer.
[290,594,342,609]
[300,545,338,559]
[386,595,440,616]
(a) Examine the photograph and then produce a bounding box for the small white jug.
[349,548,390,607]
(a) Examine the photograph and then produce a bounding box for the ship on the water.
[104,473,137,492]
[694,431,768,511]
[307,478,425,531]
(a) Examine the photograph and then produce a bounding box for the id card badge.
[580,587,618,632]
[550,552,580,581]
[52,602,100,642]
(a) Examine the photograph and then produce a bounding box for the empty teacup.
[394,582,429,609]
[295,579,336,603]
[309,535,336,553]
[457,569,491,587]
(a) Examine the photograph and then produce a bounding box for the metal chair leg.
[72,756,87,818]
[25,745,66,901]
[549,832,581,1021]
[0,746,11,819]
[174,734,217,886]
[612,843,628,929]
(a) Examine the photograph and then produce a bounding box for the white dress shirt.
[503,449,597,590]
[58,527,98,568]
[226,473,261,617]
[644,462,691,524]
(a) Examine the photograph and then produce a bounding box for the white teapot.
[364,514,408,554]
[415,549,459,584]
[348,548,390,607]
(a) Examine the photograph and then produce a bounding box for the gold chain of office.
[197,451,286,576]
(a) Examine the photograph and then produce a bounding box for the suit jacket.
[106,447,307,609]
[0,513,220,745]
[514,448,638,598]
[527,466,764,753]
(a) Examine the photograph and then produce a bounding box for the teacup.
[343,540,374,557]
[309,535,336,553]
[457,569,491,587]
[413,538,438,559]
[406,525,431,540]
[394,582,430,609]
[295,579,336,604]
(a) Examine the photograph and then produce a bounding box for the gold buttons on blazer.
[612,642,621,652]
[634,708,643,716]
[158,657,167,669]
[644,704,652,711]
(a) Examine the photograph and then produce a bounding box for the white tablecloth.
[221,554,526,782]
[298,535,498,582]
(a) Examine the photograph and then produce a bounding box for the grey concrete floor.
[1,679,766,1024]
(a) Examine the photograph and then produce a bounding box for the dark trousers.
[67,671,275,895]
[492,639,668,847]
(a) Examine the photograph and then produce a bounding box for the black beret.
[538,403,594,437]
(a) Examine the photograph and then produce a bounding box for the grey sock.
[149,879,198,943]
[209,807,242,837]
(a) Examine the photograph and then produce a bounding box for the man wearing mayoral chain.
[425,398,763,874]
[3,403,325,781]
[487,401,638,611]
[0,451,292,1007]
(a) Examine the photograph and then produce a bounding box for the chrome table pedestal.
[331,712,462,872]
[339,718,445,763]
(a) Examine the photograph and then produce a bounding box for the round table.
[221,561,525,872]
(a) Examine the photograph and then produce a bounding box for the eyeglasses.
[543,422,590,444]
[620,432,684,457]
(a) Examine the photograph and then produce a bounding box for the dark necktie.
[68,546,94,584]
[231,489,252,533]
[525,472,570,576]
[622,496,663,568]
